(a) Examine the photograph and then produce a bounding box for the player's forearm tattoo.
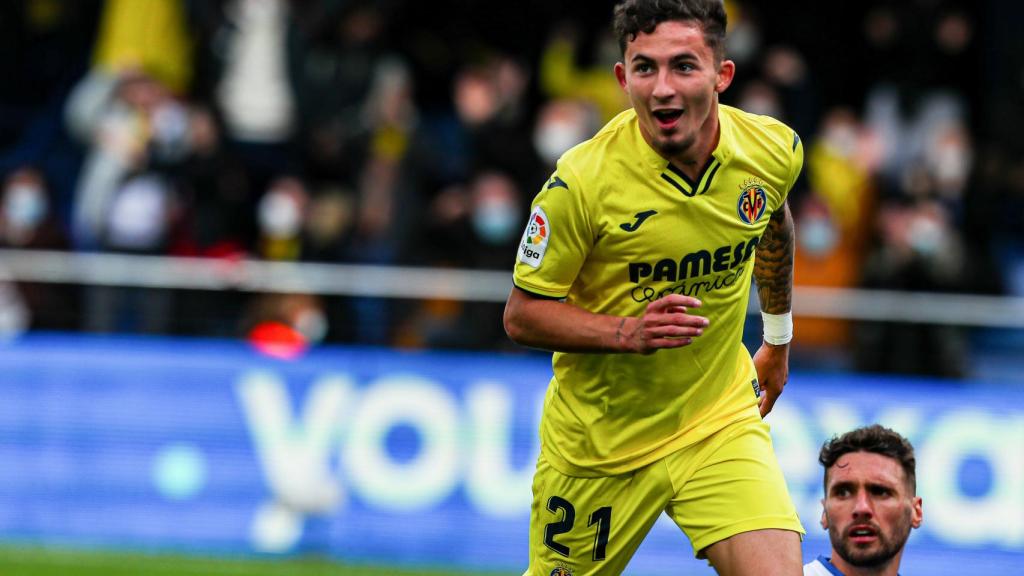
[615,317,627,347]
[754,203,794,314]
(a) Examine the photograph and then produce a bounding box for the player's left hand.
[752,341,789,418]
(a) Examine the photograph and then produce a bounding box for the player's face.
[821,452,923,571]
[614,20,734,160]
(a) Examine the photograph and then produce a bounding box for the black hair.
[819,424,917,494]
[612,0,727,59]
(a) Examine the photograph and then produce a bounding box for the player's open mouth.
[848,526,878,544]
[652,108,683,130]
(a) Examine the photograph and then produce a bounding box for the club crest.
[737,179,768,225]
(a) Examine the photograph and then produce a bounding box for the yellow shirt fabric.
[513,104,803,476]
[93,0,193,94]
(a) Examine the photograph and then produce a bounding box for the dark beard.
[831,513,913,568]
[654,133,695,159]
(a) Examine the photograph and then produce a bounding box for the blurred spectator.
[722,0,761,69]
[298,0,397,185]
[735,79,782,119]
[454,56,544,191]
[64,68,193,250]
[256,176,308,261]
[854,199,968,378]
[0,167,76,330]
[791,109,876,350]
[758,45,819,140]
[93,0,193,94]
[241,291,329,356]
[399,170,525,350]
[301,186,355,263]
[0,0,100,218]
[538,25,629,123]
[1,167,67,251]
[65,67,194,333]
[532,98,601,170]
[188,0,313,252]
[419,170,525,270]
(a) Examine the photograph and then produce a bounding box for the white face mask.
[740,95,781,119]
[472,199,519,245]
[908,215,945,256]
[534,121,586,166]
[799,215,837,256]
[106,175,171,249]
[3,184,47,230]
[823,124,859,159]
[258,189,302,238]
[294,307,327,344]
[933,141,970,186]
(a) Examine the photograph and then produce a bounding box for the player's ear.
[820,500,829,530]
[910,496,923,529]
[615,62,628,92]
[715,59,735,93]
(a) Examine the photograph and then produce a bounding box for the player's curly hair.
[819,424,917,494]
[612,0,727,60]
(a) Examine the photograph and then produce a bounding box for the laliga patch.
[518,207,549,268]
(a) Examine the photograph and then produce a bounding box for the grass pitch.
[0,546,517,576]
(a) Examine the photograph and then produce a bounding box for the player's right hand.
[621,294,709,354]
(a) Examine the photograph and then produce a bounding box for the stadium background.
[0,0,1022,574]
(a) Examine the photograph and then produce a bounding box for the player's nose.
[652,69,674,100]
[851,489,874,517]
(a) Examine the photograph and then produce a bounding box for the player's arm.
[752,200,794,417]
[503,287,708,354]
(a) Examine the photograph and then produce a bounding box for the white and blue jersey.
[803,556,845,576]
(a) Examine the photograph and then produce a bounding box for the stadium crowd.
[1,0,1021,376]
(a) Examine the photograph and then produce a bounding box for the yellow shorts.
[524,415,804,576]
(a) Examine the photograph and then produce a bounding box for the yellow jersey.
[513,104,803,476]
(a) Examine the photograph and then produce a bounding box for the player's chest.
[591,170,776,260]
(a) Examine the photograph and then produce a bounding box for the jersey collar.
[630,105,737,196]
[633,104,735,197]
[817,555,901,576]
[817,556,846,576]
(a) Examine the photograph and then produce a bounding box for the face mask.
[4,184,47,230]
[294,307,327,344]
[740,95,780,118]
[150,101,191,162]
[534,121,585,166]
[472,200,519,245]
[259,189,302,238]
[908,215,944,256]
[106,175,170,249]
[823,125,858,159]
[799,216,837,256]
[933,142,969,185]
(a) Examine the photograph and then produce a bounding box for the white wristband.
[761,311,793,345]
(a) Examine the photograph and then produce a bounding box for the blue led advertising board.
[0,335,1020,574]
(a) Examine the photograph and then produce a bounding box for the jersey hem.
[541,406,760,477]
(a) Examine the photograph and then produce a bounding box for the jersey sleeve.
[512,160,593,299]
[782,129,804,200]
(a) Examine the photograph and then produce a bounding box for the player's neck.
[667,103,720,182]
[829,551,902,576]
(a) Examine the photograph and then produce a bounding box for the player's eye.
[634,62,653,74]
